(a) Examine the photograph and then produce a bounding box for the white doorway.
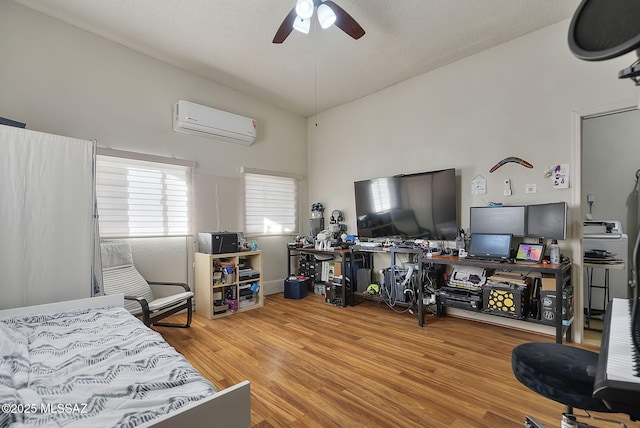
[574,102,640,344]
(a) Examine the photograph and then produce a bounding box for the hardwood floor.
[157,293,638,428]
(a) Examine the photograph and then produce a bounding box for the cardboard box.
[284,277,309,299]
[541,274,556,291]
[327,262,343,279]
[540,290,573,325]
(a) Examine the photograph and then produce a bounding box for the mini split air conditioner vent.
[173,100,257,145]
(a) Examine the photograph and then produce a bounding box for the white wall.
[309,21,636,237]
[308,20,639,339]
[310,19,637,248]
[0,1,308,295]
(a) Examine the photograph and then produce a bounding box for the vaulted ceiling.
[13,0,581,117]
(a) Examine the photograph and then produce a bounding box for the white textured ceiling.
[13,0,581,117]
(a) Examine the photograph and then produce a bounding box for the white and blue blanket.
[0,306,215,427]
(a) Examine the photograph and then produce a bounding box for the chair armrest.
[124,295,150,312]
[124,296,151,325]
[148,282,191,292]
[124,295,148,303]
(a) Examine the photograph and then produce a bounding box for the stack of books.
[486,272,528,290]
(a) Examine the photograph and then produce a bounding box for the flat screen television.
[354,168,458,240]
[527,202,567,240]
[470,205,527,237]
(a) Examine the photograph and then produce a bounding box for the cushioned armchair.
[100,240,193,328]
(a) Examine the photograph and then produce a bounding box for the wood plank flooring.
[156,293,639,428]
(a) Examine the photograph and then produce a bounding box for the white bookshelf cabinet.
[194,251,263,320]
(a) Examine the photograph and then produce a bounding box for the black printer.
[198,232,239,254]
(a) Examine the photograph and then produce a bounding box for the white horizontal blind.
[96,155,192,237]
[244,172,298,235]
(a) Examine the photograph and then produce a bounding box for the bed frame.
[0,295,251,428]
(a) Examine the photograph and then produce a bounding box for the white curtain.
[0,126,95,309]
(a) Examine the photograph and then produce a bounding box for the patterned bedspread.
[0,306,216,427]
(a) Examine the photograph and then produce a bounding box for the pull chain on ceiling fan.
[273,0,365,44]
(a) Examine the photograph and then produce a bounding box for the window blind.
[96,155,192,237]
[244,172,298,236]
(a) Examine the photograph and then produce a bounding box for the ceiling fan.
[273,0,365,44]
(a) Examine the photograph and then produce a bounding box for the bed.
[0,295,251,428]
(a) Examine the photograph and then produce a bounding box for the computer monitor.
[527,202,567,240]
[470,205,526,237]
[467,233,512,261]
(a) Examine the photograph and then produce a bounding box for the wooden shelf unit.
[195,251,263,319]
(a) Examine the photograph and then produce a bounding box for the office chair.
[100,240,193,328]
[511,342,639,427]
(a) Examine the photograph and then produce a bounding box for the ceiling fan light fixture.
[317,3,336,29]
[295,0,314,20]
[273,0,365,44]
[293,16,311,34]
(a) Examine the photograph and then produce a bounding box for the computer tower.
[357,268,371,292]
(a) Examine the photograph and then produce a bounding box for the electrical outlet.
[525,183,536,194]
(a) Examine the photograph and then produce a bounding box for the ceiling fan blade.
[324,1,365,40]
[273,6,298,44]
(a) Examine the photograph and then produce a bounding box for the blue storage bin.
[284,277,309,299]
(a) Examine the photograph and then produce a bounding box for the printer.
[198,232,239,254]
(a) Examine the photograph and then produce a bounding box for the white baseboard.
[263,279,285,295]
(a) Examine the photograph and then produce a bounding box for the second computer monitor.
[527,202,567,240]
[469,205,527,237]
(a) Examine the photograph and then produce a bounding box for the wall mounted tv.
[470,205,527,237]
[354,168,458,240]
[527,202,567,240]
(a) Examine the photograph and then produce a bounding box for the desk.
[584,261,625,331]
[287,247,365,307]
[423,255,573,343]
[351,246,436,327]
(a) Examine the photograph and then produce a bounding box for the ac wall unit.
[173,100,257,145]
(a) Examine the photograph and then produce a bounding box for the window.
[243,170,299,236]
[96,152,193,238]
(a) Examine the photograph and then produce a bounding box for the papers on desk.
[448,266,487,291]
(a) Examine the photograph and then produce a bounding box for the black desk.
[288,246,573,342]
[349,246,438,327]
[424,255,573,343]
[287,247,357,307]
